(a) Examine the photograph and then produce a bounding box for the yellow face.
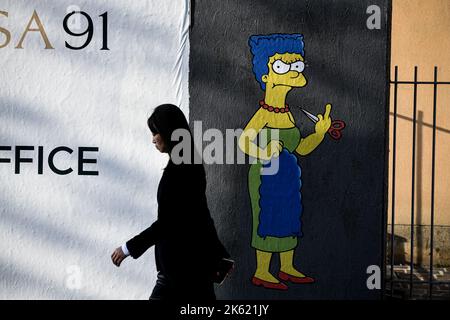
[262,53,307,90]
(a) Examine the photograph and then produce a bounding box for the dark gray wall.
[189,0,391,299]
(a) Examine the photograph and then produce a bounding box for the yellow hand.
[262,140,283,160]
[315,103,332,136]
[296,103,332,156]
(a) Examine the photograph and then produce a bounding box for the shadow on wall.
[0,1,183,298]
[0,257,98,299]
[0,97,157,298]
[189,0,390,300]
[3,1,178,72]
[389,101,450,267]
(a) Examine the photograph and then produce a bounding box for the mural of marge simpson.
[238,33,339,291]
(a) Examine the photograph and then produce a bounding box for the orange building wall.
[389,0,450,226]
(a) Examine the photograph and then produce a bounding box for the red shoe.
[252,276,288,291]
[278,271,315,284]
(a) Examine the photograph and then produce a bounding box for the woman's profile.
[111,104,230,300]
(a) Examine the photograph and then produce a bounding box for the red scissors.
[300,108,346,140]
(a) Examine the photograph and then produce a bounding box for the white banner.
[0,0,190,299]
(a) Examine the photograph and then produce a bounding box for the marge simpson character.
[238,34,332,290]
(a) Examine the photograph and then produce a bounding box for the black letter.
[0,146,12,163]
[78,147,98,176]
[15,146,34,174]
[48,146,73,175]
[38,146,44,174]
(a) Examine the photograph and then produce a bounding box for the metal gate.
[385,66,450,300]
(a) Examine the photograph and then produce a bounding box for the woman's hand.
[111,247,127,267]
[315,103,332,136]
[261,140,283,160]
[296,104,332,156]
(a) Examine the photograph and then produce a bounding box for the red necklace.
[259,100,289,113]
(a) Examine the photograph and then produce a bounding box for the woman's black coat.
[126,160,229,283]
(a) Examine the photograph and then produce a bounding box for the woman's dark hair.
[147,104,198,162]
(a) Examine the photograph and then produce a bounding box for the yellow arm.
[296,133,326,156]
[296,103,332,156]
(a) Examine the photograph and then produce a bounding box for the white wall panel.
[0,0,190,299]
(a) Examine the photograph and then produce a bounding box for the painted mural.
[238,33,345,291]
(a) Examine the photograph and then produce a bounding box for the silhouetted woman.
[111,104,229,300]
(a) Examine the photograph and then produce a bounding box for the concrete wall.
[189,0,391,299]
[0,0,189,299]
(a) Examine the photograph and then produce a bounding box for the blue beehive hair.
[248,33,305,91]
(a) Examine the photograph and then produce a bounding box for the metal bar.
[410,66,418,298]
[390,66,398,297]
[382,3,393,300]
[429,67,438,299]
[390,81,450,85]
[390,279,450,285]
